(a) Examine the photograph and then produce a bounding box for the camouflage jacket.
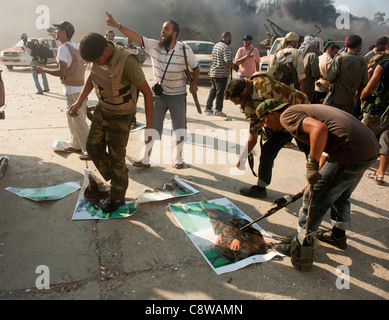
[240,72,309,135]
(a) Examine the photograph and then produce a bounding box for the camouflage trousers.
[86,105,134,201]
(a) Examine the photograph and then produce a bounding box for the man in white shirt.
[105,12,199,169]
[33,21,89,160]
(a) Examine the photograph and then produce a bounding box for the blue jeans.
[298,157,376,233]
[31,60,49,93]
[205,77,228,112]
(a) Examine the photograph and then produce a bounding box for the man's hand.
[68,102,82,117]
[105,12,120,29]
[306,157,322,185]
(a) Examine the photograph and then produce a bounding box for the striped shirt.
[210,40,232,78]
[142,36,198,95]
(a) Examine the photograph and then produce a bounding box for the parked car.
[258,36,323,72]
[0,38,59,70]
[183,40,214,80]
[114,36,148,64]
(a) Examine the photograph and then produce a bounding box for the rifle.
[240,186,308,230]
[183,44,202,114]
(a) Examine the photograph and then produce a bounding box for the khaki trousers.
[66,92,89,154]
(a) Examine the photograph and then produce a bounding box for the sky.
[0,0,388,52]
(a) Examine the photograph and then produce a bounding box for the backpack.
[31,43,54,65]
[267,51,300,89]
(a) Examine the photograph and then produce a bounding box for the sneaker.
[315,229,347,250]
[43,89,50,92]
[240,185,267,198]
[214,110,227,117]
[100,199,125,213]
[204,108,213,116]
[274,242,291,256]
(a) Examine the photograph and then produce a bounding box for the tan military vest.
[62,43,85,86]
[241,72,309,119]
[90,47,137,115]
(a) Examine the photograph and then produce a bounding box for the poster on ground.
[5,182,81,201]
[169,198,283,275]
[72,169,199,220]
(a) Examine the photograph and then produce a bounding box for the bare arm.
[32,60,67,78]
[68,74,94,117]
[105,12,143,46]
[360,65,384,102]
[137,80,153,130]
[299,117,328,162]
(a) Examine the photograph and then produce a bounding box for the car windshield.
[269,39,282,55]
[15,40,24,47]
[187,42,214,55]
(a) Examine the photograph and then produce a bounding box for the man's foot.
[274,237,293,256]
[204,108,213,116]
[172,162,184,169]
[43,89,50,92]
[100,199,125,213]
[79,154,91,161]
[214,110,227,117]
[315,229,347,250]
[63,146,82,153]
[84,187,109,202]
[132,160,150,168]
[366,172,384,185]
[36,91,43,95]
[240,185,267,198]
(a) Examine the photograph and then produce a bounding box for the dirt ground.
[0,59,388,301]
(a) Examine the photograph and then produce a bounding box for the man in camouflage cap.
[224,72,309,198]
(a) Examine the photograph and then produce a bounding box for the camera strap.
[160,50,175,85]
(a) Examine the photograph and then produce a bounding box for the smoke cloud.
[0,0,387,55]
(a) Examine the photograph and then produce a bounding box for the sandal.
[79,154,91,161]
[367,172,384,185]
[172,163,184,169]
[132,160,150,168]
[63,146,82,153]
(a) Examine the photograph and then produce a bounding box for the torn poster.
[5,182,81,201]
[72,169,199,220]
[169,198,283,275]
[52,140,71,152]
[138,176,199,204]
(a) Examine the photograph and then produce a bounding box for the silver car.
[184,40,214,80]
[0,38,59,70]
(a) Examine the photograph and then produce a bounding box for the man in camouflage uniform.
[224,72,309,198]
[69,33,153,213]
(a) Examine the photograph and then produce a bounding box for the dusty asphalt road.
[0,59,388,301]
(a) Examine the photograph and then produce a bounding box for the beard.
[159,34,173,49]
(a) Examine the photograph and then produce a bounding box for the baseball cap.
[53,21,75,37]
[256,99,289,118]
[242,34,253,41]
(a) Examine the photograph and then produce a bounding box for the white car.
[0,38,59,70]
[184,40,214,80]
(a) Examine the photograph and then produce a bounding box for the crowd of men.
[16,14,388,271]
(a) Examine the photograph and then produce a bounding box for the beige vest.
[90,47,137,115]
[62,43,85,86]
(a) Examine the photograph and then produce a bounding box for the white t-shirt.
[142,37,198,95]
[56,41,83,95]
